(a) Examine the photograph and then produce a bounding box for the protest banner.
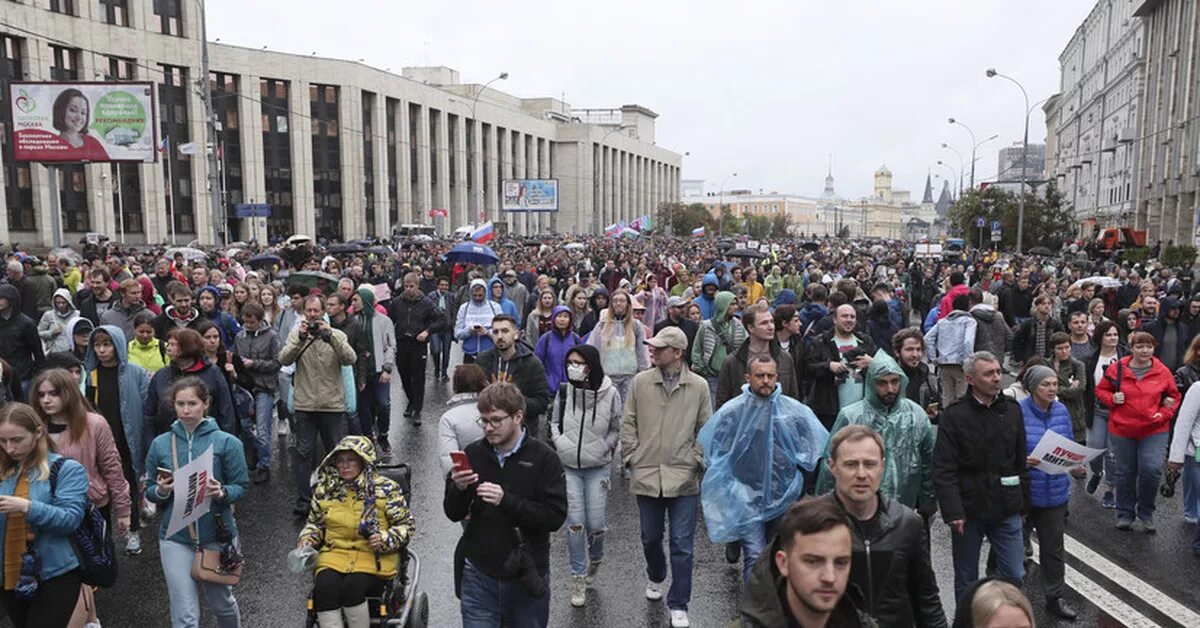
[1028,429,1105,475]
[164,446,215,537]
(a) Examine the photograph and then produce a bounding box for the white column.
[414,103,431,225]
[452,114,468,232]
[434,107,450,234]
[500,128,513,231]
[396,101,413,224]
[239,74,268,242]
[470,119,484,225]
[515,132,527,235]
[539,138,552,233]
[339,87,363,240]
[529,137,541,234]
[372,96,390,238]
[290,80,316,236]
[485,124,499,221]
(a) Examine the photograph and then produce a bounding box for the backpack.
[49,458,118,588]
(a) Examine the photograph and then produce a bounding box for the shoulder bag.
[171,436,243,586]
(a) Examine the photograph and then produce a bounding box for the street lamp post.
[987,68,1030,254]
[446,72,508,232]
[948,118,978,189]
[718,172,737,238]
[940,144,965,196]
[935,162,959,201]
[196,0,223,245]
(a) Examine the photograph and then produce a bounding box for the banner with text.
[1029,430,1106,475]
[9,82,158,163]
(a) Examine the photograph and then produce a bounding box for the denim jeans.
[252,391,275,471]
[564,466,609,576]
[429,331,453,376]
[739,517,780,583]
[705,375,719,410]
[460,559,549,628]
[636,494,698,611]
[356,372,392,439]
[1183,456,1200,521]
[160,539,240,628]
[950,514,1026,600]
[1108,431,1169,522]
[293,411,347,505]
[1086,411,1114,483]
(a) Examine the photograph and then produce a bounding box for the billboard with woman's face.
[7,82,157,163]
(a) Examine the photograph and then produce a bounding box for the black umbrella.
[366,245,395,256]
[799,241,821,251]
[286,271,339,295]
[727,247,765,259]
[327,243,366,256]
[1028,246,1056,257]
[246,253,282,270]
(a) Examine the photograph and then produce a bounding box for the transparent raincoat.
[698,383,828,542]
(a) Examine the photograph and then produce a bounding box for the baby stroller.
[304,463,430,628]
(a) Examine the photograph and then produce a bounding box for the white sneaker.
[139,499,156,523]
[277,418,289,436]
[670,609,690,627]
[125,531,142,555]
[570,575,587,607]
[645,581,664,601]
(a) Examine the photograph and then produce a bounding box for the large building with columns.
[0,0,682,246]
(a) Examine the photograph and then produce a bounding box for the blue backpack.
[50,458,118,588]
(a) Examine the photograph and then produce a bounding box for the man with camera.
[280,294,358,516]
[803,304,877,429]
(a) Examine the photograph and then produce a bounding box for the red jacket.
[1095,356,1180,439]
[937,284,970,320]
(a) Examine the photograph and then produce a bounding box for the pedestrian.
[803,304,877,428]
[653,296,699,365]
[623,326,711,628]
[727,499,875,628]
[144,377,248,628]
[0,403,89,628]
[454,279,501,364]
[692,291,747,407]
[100,278,148,341]
[151,281,203,343]
[77,267,117,325]
[279,294,358,516]
[1067,311,1095,362]
[933,351,1028,599]
[475,315,551,439]
[1084,320,1124,508]
[196,286,241,348]
[427,276,458,381]
[1049,332,1087,442]
[968,288,1012,361]
[925,294,977,407]
[548,344,622,607]
[585,289,649,403]
[127,310,168,374]
[700,355,827,582]
[36,288,76,354]
[145,328,236,437]
[0,284,44,401]
[818,425,947,626]
[1095,330,1180,531]
[297,436,414,628]
[501,270,529,323]
[524,288,557,347]
[1013,295,1064,367]
[388,273,439,427]
[714,304,799,408]
[445,382,567,628]
[436,364,488,476]
[1169,370,1200,544]
[534,305,582,393]
[230,303,280,485]
[892,327,940,422]
[1017,364,1083,620]
[950,579,1034,628]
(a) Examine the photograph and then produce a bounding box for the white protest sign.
[1028,429,1105,475]
[165,446,215,537]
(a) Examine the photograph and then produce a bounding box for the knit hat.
[1021,364,1056,395]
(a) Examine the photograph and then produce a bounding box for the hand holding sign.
[1028,430,1105,475]
[164,446,215,537]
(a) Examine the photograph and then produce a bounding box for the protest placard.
[164,446,215,537]
[1028,429,1105,475]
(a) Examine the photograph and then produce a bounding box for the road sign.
[991,233,1002,242]
[234,203,271,218]
[991,221,1002,231]
[976,217,986,228]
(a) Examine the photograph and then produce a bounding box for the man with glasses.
[445,382,567,628]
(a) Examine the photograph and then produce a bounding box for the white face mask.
[567,364,587,383]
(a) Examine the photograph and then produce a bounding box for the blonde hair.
[971,580,1034,628]
[0,403,52,481]
[600,289,637,349]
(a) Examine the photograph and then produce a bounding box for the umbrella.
[48,247,82,263]
[563,242,585,251]
[286,234,313,245]
[164,246,208,262]
[799,241,821,251]
[327,242,366,256]
[1027,246,1056,257]
[727,247,765,259]
[444,242,499,265]
[285,271,339,295]
[716,240,736,251]
[366,245,395,256]
[1072,276,1122,290]
[247,253,282,270]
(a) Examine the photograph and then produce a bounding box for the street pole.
[942,143,966,198]
[47,165,62,247]
[718,172,737,238]
[988,68,1030,254]
[949,118,977,188]
[115,163,125,244]
[198,0,222,246]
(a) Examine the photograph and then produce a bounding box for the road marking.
[1064,535,1200,627]
[1030,540,1162,628]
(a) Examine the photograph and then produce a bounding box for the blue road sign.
[976,217,986,228]
[991,221,1002,231]
[234,203,272,218]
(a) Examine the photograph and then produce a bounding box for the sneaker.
[645,581,664,601]
[670,610,690,628]
[1185,516,1198,525]
[585,560,601,586]
[570,575,587,607]
[1116,518,1133,530]
[1102,491,1116,509]
[378,439,392,456]
[1140,518,1156,534]
[140,499,156,524]
[126,531,142,555]
[277,419,289,437]
[1086,473,1102,495]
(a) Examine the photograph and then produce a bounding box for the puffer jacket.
[37,287,77,353]
[816,351,937,513]
[549,344,621,469]
[1020,396,1074,509]
[925,310,977,366]
[970,303,1012,358]
[1096,355,1180,440]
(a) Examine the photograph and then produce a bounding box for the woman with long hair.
[0,403,89,627]
[145,377,248,628]
[1085,320,1124,508]
[1086,297,1109,335]
[229,284,251,321]
[259,285,282,327]
[637,273,668,330]
[437,364,489,476]
[1096,330,1181,531]
[524,288,558,347]
[535,306,582,394]
[584,289,648,402]
[145,328,236,437]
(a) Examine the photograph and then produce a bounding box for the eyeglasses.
[476,414,513,429]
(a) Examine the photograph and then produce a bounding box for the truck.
[1096,227,1147,251]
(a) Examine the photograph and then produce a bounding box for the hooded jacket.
[99,294,146,342]
[27,264,58,317]
[728,533,877,628]
[577,286,610,338]
[549,345,622,469]
[231,323,281,393]
[0,283,44,383]
[151,303,203,343]
[357,287,398,375]
[146,355,237,436]
[696,273,719,320]
[937,283,970,321]
[1095,355,1180,440]
[454,279,502,356]
[475,339,552,431]
[970,303,1012,358]
[486,277,519,320]
[534,305,582,392]
[1019,396,1074,509]
[715,338,799,409]
[925,309,977,366]
[816,351,937,513]
[38,287,77,353]
[692,292,748,378]
[197,285,241,347]
[699,382,827,542]
[798,301,829,329]
[298,436,414,578]
[127,333,168,374]
[82,325,150,476]
[144,417,248,546]
[586,306,650,378]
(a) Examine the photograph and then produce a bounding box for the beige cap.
[645,326,688,350]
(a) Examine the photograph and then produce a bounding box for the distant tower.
[823,156,837,200]
[874,165,893,203]
[922,172,934,204]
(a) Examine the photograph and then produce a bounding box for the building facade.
[0,1,682,245]
[996,142,1047,182]
[1044,0,1145,237]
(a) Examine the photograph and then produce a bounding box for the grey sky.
[208,0,1094,201]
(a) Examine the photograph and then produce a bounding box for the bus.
[392,223,436,239]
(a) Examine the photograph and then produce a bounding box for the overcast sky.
[208,0,1096,200]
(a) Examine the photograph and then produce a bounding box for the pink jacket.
[937,284,970,320]
[51,412,132,521]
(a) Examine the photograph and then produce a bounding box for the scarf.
[356,287,377,371]
[3,471,30,590]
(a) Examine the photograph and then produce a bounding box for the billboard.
[8,82,158,163]
[501,179,559,212]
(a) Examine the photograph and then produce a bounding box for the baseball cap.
[645,326,688,350]
[666,296,688,308]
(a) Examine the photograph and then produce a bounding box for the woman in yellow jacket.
[297,436,413,628]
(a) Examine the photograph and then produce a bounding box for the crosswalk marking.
[1030,539,1162,628]
[1064,535,1200,627]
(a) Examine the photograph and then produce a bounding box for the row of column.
[595,144,679,233]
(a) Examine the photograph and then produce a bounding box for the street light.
[936,161,959,201]
[941,143,965,196]
[718,172,738,238]
[593,124,632,235]
[947,118,978,189]
[987,67,1030,254]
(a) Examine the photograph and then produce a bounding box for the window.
[107,56,135,80]
[1,34,34,231]
[153,0,182,36]
[311,83,343,239]
[49,44,80,81]
[49,0,76,15]
[99,0,129,26]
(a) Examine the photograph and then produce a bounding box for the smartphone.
[450,451,472,474]
[156,466,173,480]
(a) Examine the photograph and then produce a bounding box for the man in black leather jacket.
[819,425,947,628]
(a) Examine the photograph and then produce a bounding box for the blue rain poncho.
[698,383,829,542]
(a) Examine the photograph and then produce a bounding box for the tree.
[655,202,714,236]
[719,204,741,235]
[946,183,1072,251]
[837,225,852,239]
[745,214,772,239]
[770,213,791,238]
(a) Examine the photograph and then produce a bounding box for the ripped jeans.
[564,465,610,576]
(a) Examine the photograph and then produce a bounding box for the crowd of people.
[0,231,1193,627]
